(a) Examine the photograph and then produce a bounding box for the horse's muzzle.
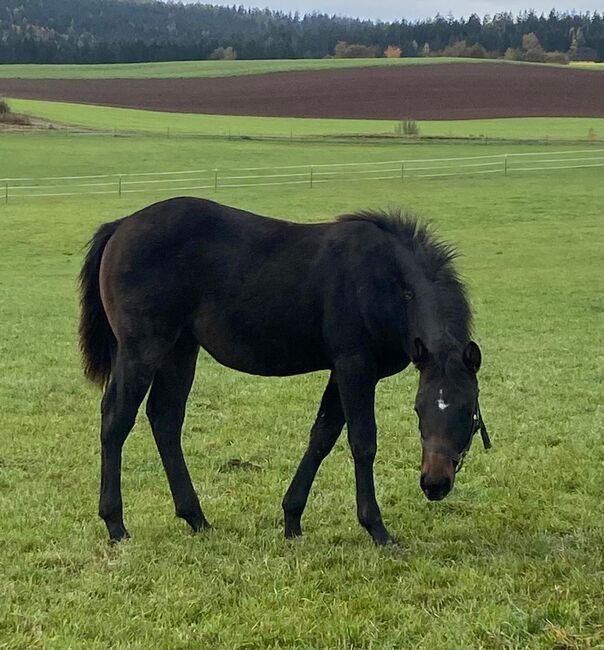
[420,473,453,501]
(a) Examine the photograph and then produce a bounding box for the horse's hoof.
[372,529,398,547]
[108,529,130,545]
[378,536,409,556]
[284,523,303,539]
[188,517,212,533]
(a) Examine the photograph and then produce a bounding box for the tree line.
[0,0,602,64]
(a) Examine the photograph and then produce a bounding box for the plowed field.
[1,62,602,119]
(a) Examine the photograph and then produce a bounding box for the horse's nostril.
[421,475,452,500]
[420,473,430,492]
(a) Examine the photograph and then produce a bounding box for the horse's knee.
[349,440,376,464]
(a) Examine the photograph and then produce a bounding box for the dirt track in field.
[1,63,602,119]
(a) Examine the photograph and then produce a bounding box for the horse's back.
[99,197,337,375]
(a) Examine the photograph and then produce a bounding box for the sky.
[179,0,601,21]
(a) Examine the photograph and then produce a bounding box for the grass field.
[0,56,570,80]
[0,129,602,649]
[569,61,604,70]
[7,97,604,142]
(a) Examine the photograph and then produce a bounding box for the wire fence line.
[1,149,602,203]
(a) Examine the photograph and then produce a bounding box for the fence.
[2,149,602,203]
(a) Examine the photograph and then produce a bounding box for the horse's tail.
[78,218,123,387]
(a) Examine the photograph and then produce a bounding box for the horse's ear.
[412,337,429,367]
[463,341,482,373]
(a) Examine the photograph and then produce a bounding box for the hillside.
[0,0,601,64]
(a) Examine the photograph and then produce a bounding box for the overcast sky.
[180,0,601,21]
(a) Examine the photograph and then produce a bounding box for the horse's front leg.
[335,353,394,546]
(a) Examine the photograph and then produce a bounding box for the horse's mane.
[338,209,473,352]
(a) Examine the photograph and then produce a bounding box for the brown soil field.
[1,63,602,119]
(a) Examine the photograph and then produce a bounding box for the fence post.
[310,166,314,188]
[5,182,8,205]
[504,155,508,177]
[214,169,218,192]
[401,162,405,183]
[167,127,170,139]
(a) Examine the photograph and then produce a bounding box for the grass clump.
[395,119,420,136]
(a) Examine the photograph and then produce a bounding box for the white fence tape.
[1,149,602,202]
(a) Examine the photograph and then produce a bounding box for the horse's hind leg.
[146,332,210,533]
[282,373,345,538]
[99,349,155,542]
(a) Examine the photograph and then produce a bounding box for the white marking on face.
[437,388,449,411]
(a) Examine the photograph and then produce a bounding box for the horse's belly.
[192,315,328,377]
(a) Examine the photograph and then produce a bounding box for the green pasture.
[7,97,604,143]
[569,61,604,70]
[0,56,561,80]
[0,131,602,649]
[1,133,600,186]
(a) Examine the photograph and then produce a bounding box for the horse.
[79,197,490,546]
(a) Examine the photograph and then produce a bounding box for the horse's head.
[412,338,490,501]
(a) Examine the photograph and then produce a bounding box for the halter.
[420,396,491,473]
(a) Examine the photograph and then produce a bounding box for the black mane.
[338,209,473,353]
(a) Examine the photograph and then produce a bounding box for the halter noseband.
[420,398,491,473]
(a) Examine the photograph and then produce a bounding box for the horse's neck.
[406,289,459,357]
